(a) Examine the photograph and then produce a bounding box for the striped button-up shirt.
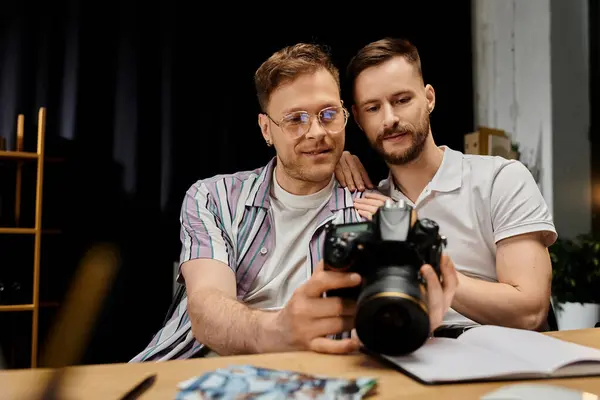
[130,157,367,362]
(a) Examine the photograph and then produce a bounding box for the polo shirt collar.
[429,146,463,193]
[381,145,463,196]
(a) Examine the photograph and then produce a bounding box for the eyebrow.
[281,102,340,115]
[358,90,414,108]
[280,106,305,115]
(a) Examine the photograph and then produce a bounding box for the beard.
[277,144,342,184]
[371,113,430,165]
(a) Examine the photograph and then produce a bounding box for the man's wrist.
[252,309,282,353]
[451,270,468,306]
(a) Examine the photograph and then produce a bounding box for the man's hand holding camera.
[354,192,395,221]
[268,261,363,354]
[422,253,458,333]
[265,189,458,356]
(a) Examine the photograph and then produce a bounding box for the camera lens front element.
[354,266,431,356]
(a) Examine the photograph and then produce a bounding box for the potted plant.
[549,233,600,329]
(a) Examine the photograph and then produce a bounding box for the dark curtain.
[0,1,474,366]
[0,0,179,366]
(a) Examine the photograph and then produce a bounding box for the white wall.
[473,0,592,239]
[473,0,553,209]
[550,0,592,239]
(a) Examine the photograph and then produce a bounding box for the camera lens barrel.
[355,266,431,356]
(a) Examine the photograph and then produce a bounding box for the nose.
[382,103,399,130]
[304,115,327,140]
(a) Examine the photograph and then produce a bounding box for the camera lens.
[374,303,409,330]
[356,295,429,356]
[354,266,431,355]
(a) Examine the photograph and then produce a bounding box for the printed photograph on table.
[176,365,377,399]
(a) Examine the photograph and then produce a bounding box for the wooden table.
[2,329,600,399]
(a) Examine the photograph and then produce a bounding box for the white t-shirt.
[379,146,557,327]
[244,170,334,310]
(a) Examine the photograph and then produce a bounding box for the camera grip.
[427,242,444,277]
[410,218,446,280]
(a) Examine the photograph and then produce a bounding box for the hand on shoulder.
[334,151,375,192]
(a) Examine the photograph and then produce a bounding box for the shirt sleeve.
[128,294,204,362]
[491,160,558,246]
[129,181,235,363]
[178,181,235,282]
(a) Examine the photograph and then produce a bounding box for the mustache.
[378,126,413,139]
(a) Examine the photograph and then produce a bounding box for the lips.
[382,131,408,140]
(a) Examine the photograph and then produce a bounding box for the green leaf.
[550,232,600,304]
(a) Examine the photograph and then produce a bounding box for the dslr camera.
[323,199,447,356]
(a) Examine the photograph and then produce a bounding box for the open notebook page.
[379,336,544,383]
[458,325,600,374]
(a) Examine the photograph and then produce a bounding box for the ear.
[258,114,271,144]
[425,84,436,114]
[351,105,363,131]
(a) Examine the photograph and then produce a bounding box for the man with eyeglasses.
[336,37,557,338]
[130,43,457,362]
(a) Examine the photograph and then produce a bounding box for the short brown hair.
[346,38,422,96]
[254,43,340,112]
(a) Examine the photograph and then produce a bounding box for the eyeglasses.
[267,105,349,139]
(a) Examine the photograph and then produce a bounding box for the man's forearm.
[452,273,548,330]
[187,288,281,356]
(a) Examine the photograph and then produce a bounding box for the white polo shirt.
[378,146,558,327]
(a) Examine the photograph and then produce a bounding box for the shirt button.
[260,247,268,255]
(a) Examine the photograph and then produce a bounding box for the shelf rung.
[0,227,37,234]
[0,150,39,160]
[0,304,34,311]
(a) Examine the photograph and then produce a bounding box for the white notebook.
[373,325,600,384]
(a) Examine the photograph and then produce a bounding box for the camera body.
[323,199,447,356]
